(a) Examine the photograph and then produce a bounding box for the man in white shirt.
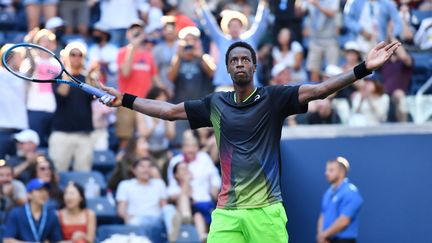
[0,44,28,158]
[167,130,221,235]
[116,157,175,240]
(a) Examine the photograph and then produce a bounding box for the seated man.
[116,158,173,237]
[8,129,42,182]
[0,160,27,214]
[167,130,221,241]
[3,178,63,243]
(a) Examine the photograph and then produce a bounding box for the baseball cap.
[335,156,350,171]
[26,178,50,192]
[344,41,364,54]
[323,64,343,77]
[128,20,145,30]
[178,26,201,40]
[45,16,65,30]
[14,129,40,146]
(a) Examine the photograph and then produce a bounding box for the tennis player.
[100,40,400,243]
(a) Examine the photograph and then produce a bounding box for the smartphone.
[184,44,194,51]
[133,31,141,38]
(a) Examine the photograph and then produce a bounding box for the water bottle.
[106,189,115,206]
[84,177,100,199]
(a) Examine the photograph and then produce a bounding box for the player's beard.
[231,72,252,87]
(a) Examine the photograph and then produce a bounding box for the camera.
[184,44,194,51]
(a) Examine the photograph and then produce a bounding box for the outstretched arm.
[298,41,400,104]
[99,85,188,121]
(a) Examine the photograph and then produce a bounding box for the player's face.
[325,162,342,184]
[227,47,255,86]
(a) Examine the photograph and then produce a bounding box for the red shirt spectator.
[117,47,158,98]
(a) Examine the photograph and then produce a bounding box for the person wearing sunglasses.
[48,42,94,173]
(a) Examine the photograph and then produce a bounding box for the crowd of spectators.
[0,0,431,242]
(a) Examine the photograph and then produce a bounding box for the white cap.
[93,21,110,33]
[14,129,40,146]
[271,63,288,77]
[324,64,343,77]
[45,17,64,30]
[344,41,364,54]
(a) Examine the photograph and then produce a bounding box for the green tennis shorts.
[207,202,289,243]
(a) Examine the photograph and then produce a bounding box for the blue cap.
[26,178,50,192]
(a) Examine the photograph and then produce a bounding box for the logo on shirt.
[254,94,261,102]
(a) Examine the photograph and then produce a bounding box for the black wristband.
[353,61,372,80]
[122,93,137,110]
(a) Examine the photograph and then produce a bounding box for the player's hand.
[99,83,122,107]
[365,41,400,71]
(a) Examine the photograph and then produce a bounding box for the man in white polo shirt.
[116,157,175,240]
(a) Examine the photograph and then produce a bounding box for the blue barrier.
[280,125,432,243]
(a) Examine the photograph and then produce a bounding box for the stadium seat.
[408,51,432,94]
[175,224,201,243]
[59,171,107,194]
[86,197,123,225]
[92,150,116,174]
[411,10,432,27]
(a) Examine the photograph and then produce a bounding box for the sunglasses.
[37,166,51,171]
[70,52,83,57]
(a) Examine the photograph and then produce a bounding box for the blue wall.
[280,134,432,243]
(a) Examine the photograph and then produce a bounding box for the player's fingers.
[384,41,399,51]
[373,41,386,51]
[387,42,401,54]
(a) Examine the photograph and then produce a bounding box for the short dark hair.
[225,41,257,66]
[132,157,152,168]
[146,86,169,100]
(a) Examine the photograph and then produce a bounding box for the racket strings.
[4,45,62,80]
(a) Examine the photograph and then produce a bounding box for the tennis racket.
[1,43,114,99]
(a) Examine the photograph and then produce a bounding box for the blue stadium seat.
[408,51,432,94]
[411,10,432,27]
[175,224,200,243]
[59,171,107,194]
[92,150,116,174]
[86,197,123,225]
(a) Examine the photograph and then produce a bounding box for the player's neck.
[234,85,256,103]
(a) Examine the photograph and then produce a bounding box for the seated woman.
[349,76,390,126]
[28,155,63,209]
[58,182,96,243]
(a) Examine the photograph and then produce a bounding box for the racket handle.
[80,83,114,99]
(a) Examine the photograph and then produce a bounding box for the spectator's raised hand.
[365,41,401,71]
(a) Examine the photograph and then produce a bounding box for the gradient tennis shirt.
[185,85,308,209]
